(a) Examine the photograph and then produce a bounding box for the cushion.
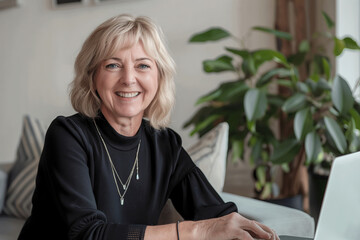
[158,122,229,224]
[187,122,229,193]
[3,115,45,219]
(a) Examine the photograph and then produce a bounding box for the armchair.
[0,117,314,240]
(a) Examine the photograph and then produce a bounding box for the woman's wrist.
[144,221,198,240]
[177,220,198,240]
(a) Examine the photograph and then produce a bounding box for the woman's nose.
[120,67,136,86]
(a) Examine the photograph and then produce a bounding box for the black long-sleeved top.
[18,113,237,240]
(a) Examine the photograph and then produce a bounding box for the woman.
[18,14,279,240]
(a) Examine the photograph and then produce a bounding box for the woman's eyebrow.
[135,57,153,62]
[105,57,122,62]
[105,57,153,62]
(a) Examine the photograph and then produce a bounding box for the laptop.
[278,151,360,240]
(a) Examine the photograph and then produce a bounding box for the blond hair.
[69,14,175,129]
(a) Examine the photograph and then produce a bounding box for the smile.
[115,92,140,98]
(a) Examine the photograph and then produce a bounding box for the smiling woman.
[17,14,279,240]
[94,42,159,136]
[70,14,176,130]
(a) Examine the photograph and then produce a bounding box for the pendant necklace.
[93,119,140,206]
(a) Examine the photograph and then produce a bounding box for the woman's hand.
[145,212,279,240]
[192,212,279,240]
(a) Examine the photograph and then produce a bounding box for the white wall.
[0,0,276,163]
[336,0,360,100]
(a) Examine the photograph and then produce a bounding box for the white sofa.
[0,117,314,239]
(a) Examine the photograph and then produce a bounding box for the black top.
[18,113,237,240]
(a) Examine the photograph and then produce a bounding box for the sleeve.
[169,148,238,221]
[40,117,146,240]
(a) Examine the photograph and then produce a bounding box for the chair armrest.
[220,192,315,238]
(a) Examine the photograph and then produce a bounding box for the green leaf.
[203,55,235,73]
[305,78,331,96]
[253,26,292,40]
[294,108,314,141]
[322,57,331,80]
[196,81,248,105]
[250,139,262,164]
[288,40,310,66]
[324,117,347,154]
[305,78,317,92]
[343,37,360,50]
[334,37,345,56]
[196,89,221,105]
[332,75,354,115]
[349,133,360,153]
[348,119,360,152]
[282,93,307,113]
[183,106,215,129]
[260,183,272,200]
[317,78,331,91]
[194,92,217,105]
[299,40,310,52]
[350,108,360,130]
[305,131,323,165]
[190,114,221,136]
[281,163,290,173]
[322,11,335,29]
[244,89,267,121]
[242,55,256,76]
[247,120,256,133]
[231,139,244,162]
[256,165,266,185]
[189,27,231,42]
[312,55,331,78]
[345,117,354,140]
[277,79,293,88]
[226,48,250,59]
[252,49,289,67]
[270,139,300,164]
[297,82,310,94]
[257,68,292,87]
[288,52,306,66]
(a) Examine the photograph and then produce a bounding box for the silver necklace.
[93,119,140,206]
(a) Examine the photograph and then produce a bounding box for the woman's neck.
[100,110,142,137]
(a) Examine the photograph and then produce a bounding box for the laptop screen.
[314,151,360,240]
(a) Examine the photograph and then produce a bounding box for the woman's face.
[94,41,158,125]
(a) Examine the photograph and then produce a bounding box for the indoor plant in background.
[183,12,360,211]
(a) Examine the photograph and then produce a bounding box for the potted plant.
[183,12,360,209]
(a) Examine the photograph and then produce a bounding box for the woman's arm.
[159,143,279,240]
[145,212,279,240]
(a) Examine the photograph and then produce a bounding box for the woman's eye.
[105,63,120,69]
[138,64,150,69]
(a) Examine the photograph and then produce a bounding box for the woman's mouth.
[115,92,140,98]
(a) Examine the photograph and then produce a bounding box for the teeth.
[116,92,140,98]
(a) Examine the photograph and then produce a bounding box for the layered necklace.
[93,119,141,206]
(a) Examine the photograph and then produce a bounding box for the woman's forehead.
[104,39,157,62]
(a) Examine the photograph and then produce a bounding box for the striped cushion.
[187,122,229,193]
[3,115,45,219]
